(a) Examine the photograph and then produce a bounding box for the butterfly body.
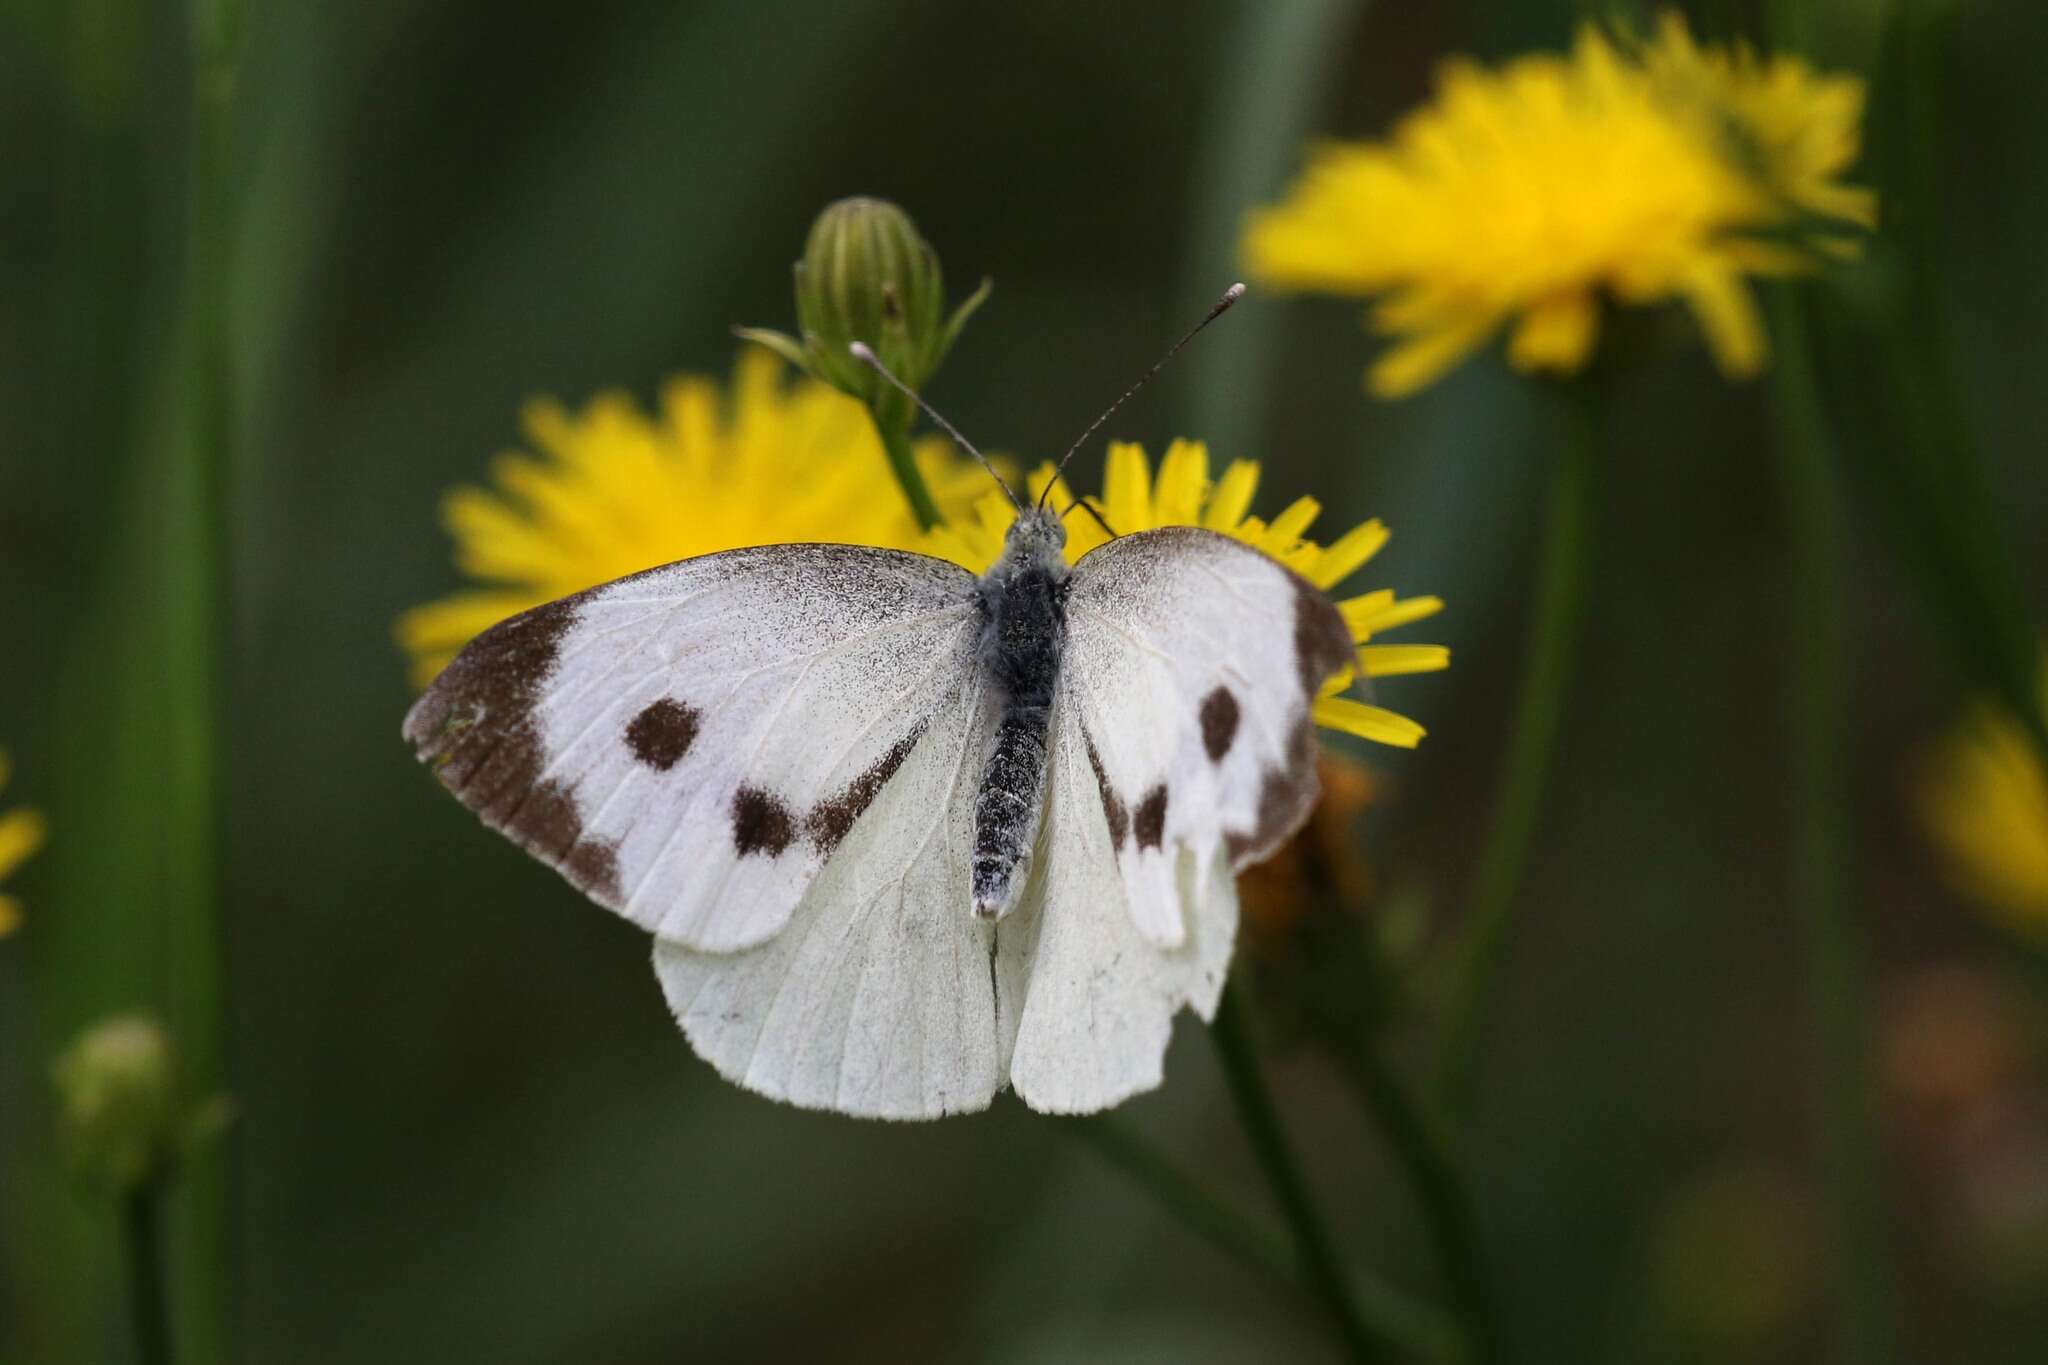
[971,508,1070,920]
[406,510,1353,1119]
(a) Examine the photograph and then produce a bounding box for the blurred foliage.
[4,0,2048,1361]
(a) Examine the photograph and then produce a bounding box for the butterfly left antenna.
[849,342,1022,510]
[1038,282,1246,510]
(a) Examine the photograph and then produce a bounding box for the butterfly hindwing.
[1057,526,1353,948]
[404,544,982,952]
[653,678,1008,1119]
[650,664,1244,1121]
[1000,699,1241,1114]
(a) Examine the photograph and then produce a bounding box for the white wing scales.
[404,545,981,952]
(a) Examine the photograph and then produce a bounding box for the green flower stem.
[1063,1115,1294,1285]
[1173,0,1365,453]
[1210,982,1385,1363]
[123,1187,172,1365]
[1882,0,2048,774]
[1792,0,2048,779]
[1433,383,1601,1125]
[875,418,943,531]
[1063,1117,1461,1361]
[1328,1032,1497,1363]
[164,0,244,1357]
[1771,292,1901,1364]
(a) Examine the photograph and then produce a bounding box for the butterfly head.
[1000,504,1068,571]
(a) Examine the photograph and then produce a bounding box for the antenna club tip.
[1225,282,1247,300]
[848,340,878,363]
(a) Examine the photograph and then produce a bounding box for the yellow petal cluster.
[1915,682,2048,936]
[921,440,1446,748]
[0,749,47,937]
[397,350,989,684]
[1244,12,1871,397]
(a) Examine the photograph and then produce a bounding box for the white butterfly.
[404,298,1357,1119]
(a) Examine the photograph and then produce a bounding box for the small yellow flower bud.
[52,1015,227,1195]
[738,197,989,430]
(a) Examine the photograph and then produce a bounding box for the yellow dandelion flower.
[398,349,990,684]
[921,439,1446,748]
[1243,14,1871,397]
[1915,679,2048,936]
[0,748,48,938]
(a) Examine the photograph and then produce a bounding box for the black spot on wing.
[1223,714,1321,869]
[624,697,700,771]
[806,722,926,855]
[402,597,621,902]
[1082,728,1129,852]
[731,786,796,857]
[1200,686,1240,763]
[1133,784,1169,852]
[1293,578,1354,698]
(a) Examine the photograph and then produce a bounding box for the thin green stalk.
[1433,384,1601,1124]
[1329,1034,1497,1363]
[1772,293,1900,1364]
[1063,1116,1294,1287]
[1172,0,1365,454]
[1834,0,2048,774]
[1063,1117,1461,1361]
[164,1,244,1358]
[876,419,943,531]
[1210,983,1384,1363]
[123,1188,172,1365]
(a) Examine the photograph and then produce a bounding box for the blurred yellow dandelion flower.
[1244,13,1871,397]
[1915,680,2048,935]
[0,749,47,937]
[398,350,990,684]
[921,439,1446,748]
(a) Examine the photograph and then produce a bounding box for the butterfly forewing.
[1057,526,1353,948]
[404,544,982,953]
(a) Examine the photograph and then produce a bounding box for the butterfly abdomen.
[972,705,1051,917]
[971,509,1070,919]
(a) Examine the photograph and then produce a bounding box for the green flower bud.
[52,1015,229,1195]
[738,197,990,430]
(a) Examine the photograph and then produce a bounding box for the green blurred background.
[5,0,2048,1360]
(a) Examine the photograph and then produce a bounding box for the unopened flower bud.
[738,197,988,430]
[52,1015,228,1195]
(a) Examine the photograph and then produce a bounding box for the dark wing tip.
[403,598,578,752]
[397,597,621,901]
[1290,577,1354,700]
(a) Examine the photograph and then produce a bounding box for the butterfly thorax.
[970,508,1071,919]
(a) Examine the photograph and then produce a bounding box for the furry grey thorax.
[970,507,1071,918]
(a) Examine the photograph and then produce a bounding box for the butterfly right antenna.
[1037,282,1246,512]
[1062,496,1119,542]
